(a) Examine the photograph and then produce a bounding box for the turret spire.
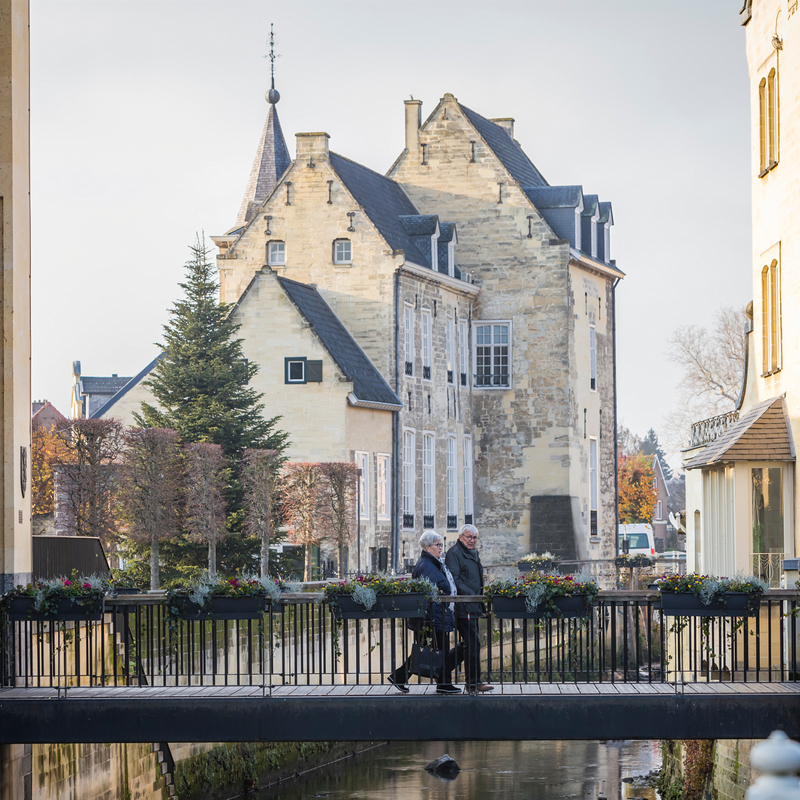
[235,25,291,227]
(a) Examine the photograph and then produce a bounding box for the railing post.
[747,731,800,800]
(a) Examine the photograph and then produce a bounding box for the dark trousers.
[455,608,482,687]
[390,627,455,685]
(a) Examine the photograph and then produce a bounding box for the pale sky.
[31,1,751,467]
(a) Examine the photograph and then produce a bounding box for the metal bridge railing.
[2,590,798,690]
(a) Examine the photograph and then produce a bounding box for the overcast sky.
[31,1,751,468]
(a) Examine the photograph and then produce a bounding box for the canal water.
[255,740,661,800]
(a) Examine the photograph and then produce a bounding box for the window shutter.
[305,360,323,382]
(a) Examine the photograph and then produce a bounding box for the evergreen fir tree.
[134,236,289,575]
[640,428,672,480]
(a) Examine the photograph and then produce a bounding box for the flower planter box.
[492,594,590,620]
[331,593,428,620]
[5,595,104,622]
[170,595,272,621]
[659,591,762,617]
[517,561,554,574]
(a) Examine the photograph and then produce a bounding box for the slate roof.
[460,105,547,188]
[598,202,613,225]
[684,398,795,470]
[329,152,432,267]
[236,102,292,227]
[90,357,161,419]
[80,376,132,395]
[523,185,583,209]
[581,194,599,218]
[277,276,402,408]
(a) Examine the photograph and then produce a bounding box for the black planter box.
[516,561,554,574]
[5,595,104,622]
[492,594,590,620]
[332,593,427,620]
[171,595,271,621]
[659,591,762,617]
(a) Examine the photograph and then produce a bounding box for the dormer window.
[431,235,438,270]
[590,210,599,259]
[604,223,610,262]
[574,196,584,251]
[334,239,352,264]
[268,241,286,266]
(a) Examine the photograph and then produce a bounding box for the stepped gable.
[276,276,402,409]
[459,104,548,188]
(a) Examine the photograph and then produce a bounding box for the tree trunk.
[209,541,217,578]
[338,541,345,578]
[150,538,159,591]
[261,512,272,579]
[305,544,313,582]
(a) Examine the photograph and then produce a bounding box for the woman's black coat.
[412,550,455,632]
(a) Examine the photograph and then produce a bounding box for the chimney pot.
[404,99,422,152]
[490,117,515,140]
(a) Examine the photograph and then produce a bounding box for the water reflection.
[256,740,660,800]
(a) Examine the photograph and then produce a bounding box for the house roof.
[277,276,402,409]
[80,376,132,395]
[684,397,795,470]
[90,357,161,419]
[236,101,291,227]
[459,104,548,188]
[581,194,599,218]
[329,152,433,267]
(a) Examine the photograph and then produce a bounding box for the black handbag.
[411,641,444,680]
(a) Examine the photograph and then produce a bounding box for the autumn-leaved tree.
[241,448,281,578]
[185,443,227,577]
[618,452,657,524]
[282,463,326,581]
[117,428,184,590]
[318,462,358,577]
[53,418,125,545]
[31,421,64,516]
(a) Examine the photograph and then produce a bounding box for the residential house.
[71,361,131,420]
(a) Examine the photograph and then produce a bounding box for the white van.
[618,524,655,556]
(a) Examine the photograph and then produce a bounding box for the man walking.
[445,524,494,693]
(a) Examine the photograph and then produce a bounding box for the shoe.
[467,683,494,693]
[435,684,462,695]
[387,675,409,694]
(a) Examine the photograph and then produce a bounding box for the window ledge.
[759,161,779,178]
[761,368,782,377]
[333,262,353,268]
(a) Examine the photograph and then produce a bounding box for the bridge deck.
[2,683,798,744]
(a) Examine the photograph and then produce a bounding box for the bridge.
[1,590,798,743]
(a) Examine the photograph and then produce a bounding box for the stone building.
[96,80,623,573]
[70,361,132,419]
[683,0,798,589]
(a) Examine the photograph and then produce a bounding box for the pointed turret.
[235,27,291,227]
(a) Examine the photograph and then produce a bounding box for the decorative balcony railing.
[689,410,740,448]
[752,552,785,588]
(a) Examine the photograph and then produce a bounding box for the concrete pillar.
[0,0,31,592]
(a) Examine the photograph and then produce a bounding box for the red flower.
[64,580,71,587]
[82,583,91,589]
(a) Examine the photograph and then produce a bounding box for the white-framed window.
[446,316,455,385]
[404,304,414,377]
[447,242,455,277]
[474,321,511,388]
[377,454,390,519]
[590,325,597,391]
[463,436,474,523]
[458,320,468,387]
[423,433,435,527]
[268,241,285,266]
[589,437,598,537]
[333,239,352,264]
[446,436,458,530]
[402,430,415,529]
[286,359,305,383]
[421,309,433,381]
[653,475,658,490]
[656,500,663,521]
[431,235,438,270]
[356,451,369,519]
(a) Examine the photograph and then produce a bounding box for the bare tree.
[318,462,359,578]
[282,463,326,581]
[664,306,748,455]
[184,443,227,577]
[241,449,281,578]
[118,428,183,590]
[53,418,125,545]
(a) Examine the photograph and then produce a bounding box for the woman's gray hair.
[419,530,443,549]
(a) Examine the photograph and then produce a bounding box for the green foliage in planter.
[517,552,555,567]
[656,573,766,605]
[1,572,107,616]
[166,574,285,614]
[485,572,599,616]
[322,574,438,610]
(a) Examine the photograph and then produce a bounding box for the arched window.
[761,265,770,372]
[759,78,767,173]
[768,69,777,166]
[761,259,781,375]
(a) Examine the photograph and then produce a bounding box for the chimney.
[295,132,330,164]
[405,99,422,152]
[490,118,515,140]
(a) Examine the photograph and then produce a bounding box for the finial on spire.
[265,24,280,104]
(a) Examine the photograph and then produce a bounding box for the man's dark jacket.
[445,539,485,617]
